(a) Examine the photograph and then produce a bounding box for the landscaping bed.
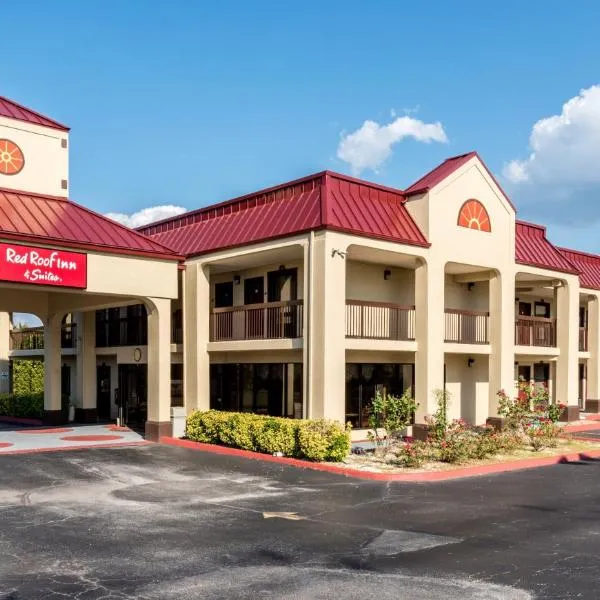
[342,437,600,474]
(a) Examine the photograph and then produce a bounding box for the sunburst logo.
[457,199,491,232]
[0,140,25,175]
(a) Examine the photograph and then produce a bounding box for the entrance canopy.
[0,186,183,439]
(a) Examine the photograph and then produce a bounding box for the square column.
[0,312,10,394]
[183,262,210,413]
[146,297,172,441]
[74,311,97,422]
[488,271,515,423]
[556,278,580,421]
[43,313,64,425]
[308,232,346,422]
[414,260,445,424]
[586,294,600,406]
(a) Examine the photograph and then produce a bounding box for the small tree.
[368,387,417,451]
[425,388,451,441]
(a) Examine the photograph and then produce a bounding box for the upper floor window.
[457,199,491,232]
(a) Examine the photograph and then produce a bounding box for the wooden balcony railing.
[444,309,489,344]
[345,300,415,340]
[9,324,77,351]
[579,326,588,352]
[515,316,556,347]
[210,300,303,342]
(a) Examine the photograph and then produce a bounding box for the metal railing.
[444,309,489,344]
[9,323,77,351]
[345,300,415,340]
[210,300,303,341]
[515,316,556,347]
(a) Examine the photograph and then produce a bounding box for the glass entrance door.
[118,364,148,428]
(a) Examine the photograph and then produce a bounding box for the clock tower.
[0,96,69,198]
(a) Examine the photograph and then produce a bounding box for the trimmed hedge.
[12,360,44,396]
[185,410,351,462]
[0,392,44,419]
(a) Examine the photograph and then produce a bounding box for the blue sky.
[3,0,600,252]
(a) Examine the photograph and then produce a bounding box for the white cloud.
[503,85,600,224]
[337,114,448,174]
[105,205,187,228]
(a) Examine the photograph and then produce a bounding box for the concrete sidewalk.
[0,422,148,454]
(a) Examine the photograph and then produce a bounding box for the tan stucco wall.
[346,261,414,305]
[0,116,68,198]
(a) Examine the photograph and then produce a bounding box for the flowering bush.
[396,440,431,467]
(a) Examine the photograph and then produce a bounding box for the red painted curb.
[0,416,44,426]
[160,437,600,482]
[564,421,600,432]
[0,441,151,456]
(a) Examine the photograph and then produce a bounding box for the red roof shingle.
[141,171,429,257]
[516,221,578,275]
[0,188,180,260]
[558,247,600,290]
[0,96,69,132]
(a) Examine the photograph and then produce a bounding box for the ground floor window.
[210,363,303,418]
[345,363,414,428]
[171,363,183,407]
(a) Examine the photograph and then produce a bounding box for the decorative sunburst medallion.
[0,140,24,175]
[457,199,491,232]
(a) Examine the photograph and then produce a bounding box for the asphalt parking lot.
[1,445,599,599]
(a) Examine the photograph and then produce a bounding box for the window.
[534,301,550,318]
[171,363,183,407]
[580,306,587,328]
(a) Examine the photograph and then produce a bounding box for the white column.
[309,232,346,422]
[74,311,97,421]
[414,259,445,423]
[43,313,63,423]
[488,271,515,420]
[183,262,210,413]
[146,297,172,440]
[0,312,10,394]
[556,277,580,419]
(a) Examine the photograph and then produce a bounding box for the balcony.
[579,326,588,352]
[10,323,77,351]
[345,300,415,341]
[515,316,556,347]
[444,309,489,344]
[210,300,303,342]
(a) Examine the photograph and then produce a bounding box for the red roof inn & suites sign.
[0,242,87,288]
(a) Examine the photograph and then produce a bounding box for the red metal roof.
[405,152,476,195]
[404,151,517,211]
[557,247,600,290]
[0,96,69,132]
[140,171,428,257]
[0,187,180,260]
[515,221,578,275]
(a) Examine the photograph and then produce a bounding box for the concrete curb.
[0,416,44,427]
[160,436,600,482]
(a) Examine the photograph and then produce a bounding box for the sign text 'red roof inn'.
[0,242,87,288]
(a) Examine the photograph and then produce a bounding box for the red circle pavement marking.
[60,434,123,442]
[17,428,74,434]
[0,442,14,448]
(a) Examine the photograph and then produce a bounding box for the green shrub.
[11,360,44,396]
[368,388,417,449]
[185,410,351,462]
[0,391,44,418]
[254,417,297,455]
